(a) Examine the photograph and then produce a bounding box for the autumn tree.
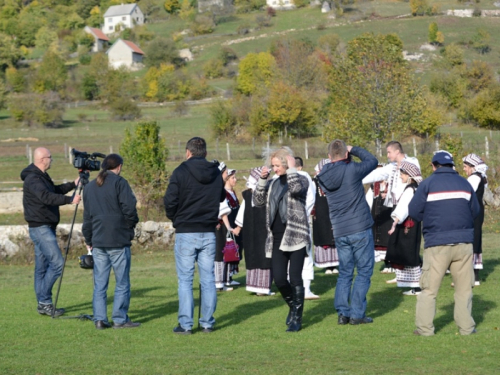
[33,51,68,95]
[322,33,439,145]
[236,52,276,95]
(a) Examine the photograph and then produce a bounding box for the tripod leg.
[52,182,84,318]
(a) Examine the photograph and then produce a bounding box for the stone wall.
[0,221,175,259]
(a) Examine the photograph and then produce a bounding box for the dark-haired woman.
[82,154,140,329]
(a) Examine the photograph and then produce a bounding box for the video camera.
[72,149,106,172]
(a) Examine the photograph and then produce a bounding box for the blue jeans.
[92,247,131,324]
[174,232,217,330]
[334,228,374,319]
[29,226,64,304]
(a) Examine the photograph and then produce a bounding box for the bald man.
[21,147,81,317]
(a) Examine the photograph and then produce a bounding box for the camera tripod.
[51,169,92,320]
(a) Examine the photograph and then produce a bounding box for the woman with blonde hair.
[253,147,310,332]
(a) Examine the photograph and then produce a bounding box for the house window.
[109,26,113,31]
[122,16,126,21]
[108,18,112,23]
[137,17,139,21]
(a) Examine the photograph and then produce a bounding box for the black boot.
[278,285,294,326]
[286,286,304,332]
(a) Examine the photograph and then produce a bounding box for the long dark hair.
[96,154,123,187]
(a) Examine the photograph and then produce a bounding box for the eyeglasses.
[42,156,52,160]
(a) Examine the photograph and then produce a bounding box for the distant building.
[102,3,144,35]
[84,26,110,52]
[266,0,296,10]
[107,38,144,69]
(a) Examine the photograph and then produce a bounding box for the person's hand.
[261,166,270,179]
[347,145,353,152]
[286,155,296,169]
[216,223,221,230]
[86,245,93,252]
[72,195,81,204]
[233,226,241,236]
[74,177,81,186]
[388,221,397,235]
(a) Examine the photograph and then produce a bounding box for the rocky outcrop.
[0,221,175,259]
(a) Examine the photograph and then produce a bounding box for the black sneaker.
[37,303,65,317]
[112,321,141,329]
[173,325,192,335]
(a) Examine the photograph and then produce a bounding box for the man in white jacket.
[362,141,420,274]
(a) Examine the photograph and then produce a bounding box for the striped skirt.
[246,268,273,294]
[396,266,421,288]
[314,246,339,268]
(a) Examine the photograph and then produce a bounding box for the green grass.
[1,234,500,374]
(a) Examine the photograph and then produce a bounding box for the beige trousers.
[415,244,475,336]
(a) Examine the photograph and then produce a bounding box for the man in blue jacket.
[409,151,479,336]
[317,140,378,325]
[164,137,225,334]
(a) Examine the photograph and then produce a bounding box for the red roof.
[123,40,144,55]
[86,27,110,41]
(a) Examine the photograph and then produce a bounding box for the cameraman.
[21,147,81,317]
[82,154,140,330]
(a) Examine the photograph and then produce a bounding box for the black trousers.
[272,241,306,289]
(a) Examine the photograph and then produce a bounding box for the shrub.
[203,58,224,79]
[191,15,216,35]
[255,15,272,28]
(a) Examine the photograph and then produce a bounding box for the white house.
[102,3,144,35]
[106,38,144,69]
[84,26,110,52]
[266,0,295,10]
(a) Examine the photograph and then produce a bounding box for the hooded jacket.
[82,172,139,248]
[20,164,76,228]
[408,166,480,248]
[317,147,378,238]
[164,157,225,233]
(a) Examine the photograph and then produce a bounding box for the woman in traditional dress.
[385,160,423,296]
[234,167,274,296]
[253,147,309,332]
[312,159,339,274]
[463,153,488,286]
[214,166,241,291]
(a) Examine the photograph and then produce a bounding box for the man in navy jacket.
[409,151,479,336]
[317,140,378,325]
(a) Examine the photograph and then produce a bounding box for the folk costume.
[235,167,273,295]
[385,160,423,294]
[463,153,488,284]
[215,170,242,290]
[312,159,339,271]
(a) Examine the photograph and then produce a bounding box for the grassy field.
[0,233,499,374]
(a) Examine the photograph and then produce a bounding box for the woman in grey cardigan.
[253,147,310,332]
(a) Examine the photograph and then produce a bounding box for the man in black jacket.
[82,154,140,330]
[21,147,81,317]
[164,137,225,334]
